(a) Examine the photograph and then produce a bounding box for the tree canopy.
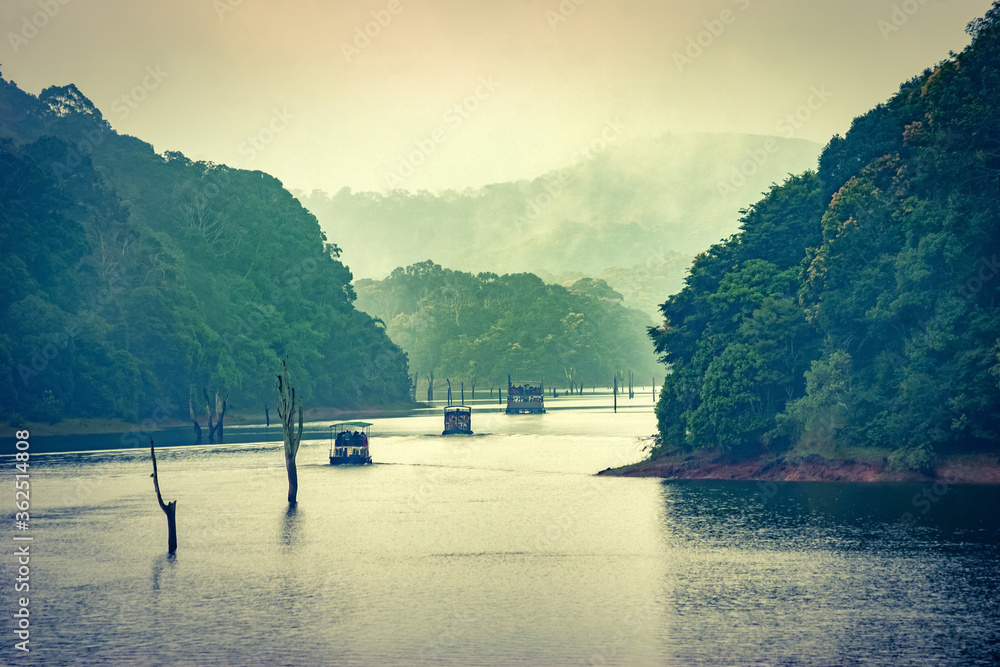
[0,77,411,424]
[649,4,1000,464]
[356,261,660,391]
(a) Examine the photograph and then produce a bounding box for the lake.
[3,392,999,665]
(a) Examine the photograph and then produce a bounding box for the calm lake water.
[3,393,999,666]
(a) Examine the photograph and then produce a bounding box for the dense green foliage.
[356,261,659,393]
[0,76,410,423]
[650,7,1000,464]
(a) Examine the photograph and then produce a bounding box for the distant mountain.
[296,133,822,286]
[0,75,410,424]
[537,254,695,323]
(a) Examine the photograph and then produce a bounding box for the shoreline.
[599,449,1000,485]
[8,402,425,437]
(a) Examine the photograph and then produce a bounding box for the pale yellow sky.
[1,0,992,193]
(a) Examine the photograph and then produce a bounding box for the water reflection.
[7,396,999,666]
[656,480,1000,665]
[280,503,303,547]
[150,552,176,593]
[660,479,1000,552]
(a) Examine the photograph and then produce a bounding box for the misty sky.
[2,0,992,193]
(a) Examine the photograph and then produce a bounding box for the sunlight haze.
[2,0,991,192]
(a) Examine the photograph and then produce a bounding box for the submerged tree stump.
[203,388,228,443]
[276,359,304,504]
[189,399,202,444]
[150,440,177,553]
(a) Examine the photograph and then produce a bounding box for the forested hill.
[649,5,1000,469]
[0,74,411,424]
[355,262,660,394]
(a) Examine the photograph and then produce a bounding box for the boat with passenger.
[329,421,373,465]
[506,379,545,414]
[443,405,473,435]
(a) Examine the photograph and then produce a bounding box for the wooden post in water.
[150,439,177,554]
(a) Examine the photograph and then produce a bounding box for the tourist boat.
[329,421,373,465]
[506,379,545,414]
[443,405,473,435]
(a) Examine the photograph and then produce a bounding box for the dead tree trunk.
[150,440,177,553]
[214,392,227,441]
[265,404,270,427]
[426,371,434,402]
[276,359,304,504]
[203,388,228,443]
[189,399,202,444]
[284,447,298,503]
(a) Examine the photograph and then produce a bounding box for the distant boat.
[506,379,545,414]
[443,405,473,435]
[329,422,373,465]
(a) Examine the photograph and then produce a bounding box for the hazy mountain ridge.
[296,133,823,291]
[537,253,695,322]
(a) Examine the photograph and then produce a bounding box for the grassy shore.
[10,402,423,437]
[600,447,1000,484]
